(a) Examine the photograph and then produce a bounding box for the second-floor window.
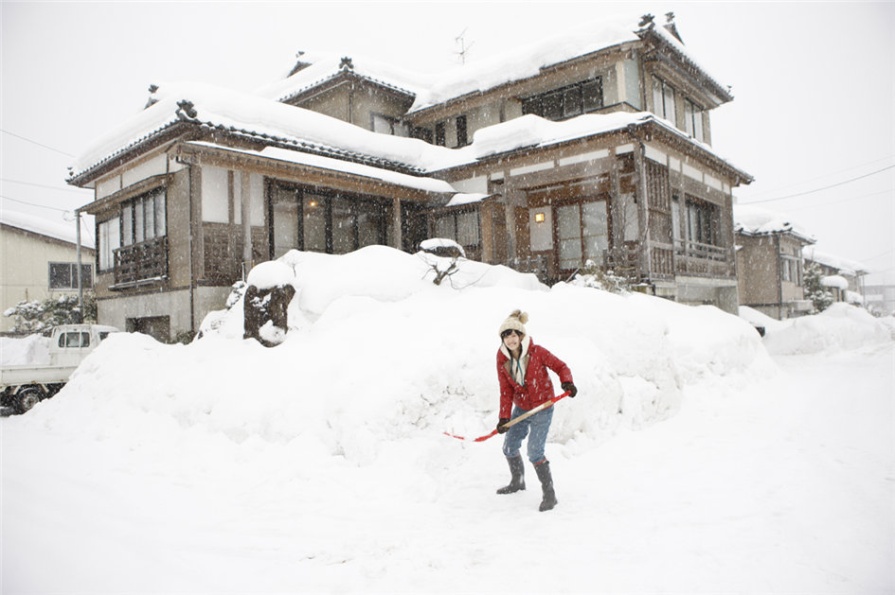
[684,99,705,142]
[121,187,166,246]
[98,217,120,272]
[522,78,603,121]
[456,115,468,147]
[652,76,676,126]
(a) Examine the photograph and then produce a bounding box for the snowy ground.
[2,247,893,594]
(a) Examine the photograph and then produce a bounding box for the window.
[456,115,468,147]
[58,331,90,348]
[522,78,603,121]
[49,263,93,290]
[434,210,480,250]
[652,76,676,126]
[435,122,446,146]
[98,217,120,272]
[685,198,718,246]
[121,187,166,246]
[684,99,705,142]
[782,257,801,284]
[269,183,389,256]
[556,200,609,270]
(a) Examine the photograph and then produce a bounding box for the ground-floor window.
[434,209,480,254]
[270,183,390,258]
[555,199,609,271]
[49,262,93,290]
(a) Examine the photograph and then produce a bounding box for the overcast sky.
[2,1,893,284]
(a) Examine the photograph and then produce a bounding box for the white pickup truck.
[1,324,118,414]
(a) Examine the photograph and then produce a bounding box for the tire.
[15,387,44,414]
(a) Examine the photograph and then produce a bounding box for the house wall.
[736,235,779,312]
[0,225,95,333]
[293,82,412,131]
[439,129,741,312]
[736,233,811,319]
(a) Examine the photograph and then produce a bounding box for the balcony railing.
[113,237,168,287]
[674,239,735,278]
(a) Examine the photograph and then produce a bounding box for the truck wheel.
[16,388,44,414]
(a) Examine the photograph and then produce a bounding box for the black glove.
[497,418,511,434]
[562,382,577,398]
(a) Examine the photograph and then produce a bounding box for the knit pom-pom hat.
[498,309,528,337]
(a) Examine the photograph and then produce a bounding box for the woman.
[495,309,576,512]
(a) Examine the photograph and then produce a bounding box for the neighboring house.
[864,284,895,316]
[734,204,815,320]
[67,13,752,341]
[0,210,95,333]
[803,247,869,306]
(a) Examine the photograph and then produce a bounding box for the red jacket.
[497,336,573,418]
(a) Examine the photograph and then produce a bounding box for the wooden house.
[734,205,815,320]
[68,13,752,341]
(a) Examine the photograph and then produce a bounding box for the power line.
[1,177,87,194]
[744,164,895,204]
[1,194,75,214]
[1,194,96,244]
[0,128,76,158]
[783,188,893,211]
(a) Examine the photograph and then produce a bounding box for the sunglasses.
[501,329,523,339]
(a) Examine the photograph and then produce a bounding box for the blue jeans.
[502,405,554,464]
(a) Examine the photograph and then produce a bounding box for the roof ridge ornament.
[663,12,684,43]
[339,56,354,71]
[144,84,161,109]
[638,14,655,29]
[176,100,198,120]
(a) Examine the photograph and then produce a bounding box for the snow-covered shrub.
[571,259,631,294]
[3,293,96,334]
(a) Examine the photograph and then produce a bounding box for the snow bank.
[10,247,777,467]
[763,303,893,355]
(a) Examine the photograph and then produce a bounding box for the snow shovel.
[443,390,571,442]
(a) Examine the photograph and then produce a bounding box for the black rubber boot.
[535,460,557,512]
[496,455,526,494]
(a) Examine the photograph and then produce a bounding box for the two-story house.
[734,204,816,320]
[67,13,752,341]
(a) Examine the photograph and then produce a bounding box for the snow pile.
[763,302,893,355]
[3,248,893,593]
[18,247,771,461]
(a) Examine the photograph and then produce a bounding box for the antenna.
[454,28,474,65]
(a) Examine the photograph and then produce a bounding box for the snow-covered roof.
[258,15,731,116]
[734,204,815,244]
[803,247,870,276]
[256,51,431,105]
[184,141,456,194]
[71,73,741,182]
[0,209,94,249]
[69,82,458,181]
